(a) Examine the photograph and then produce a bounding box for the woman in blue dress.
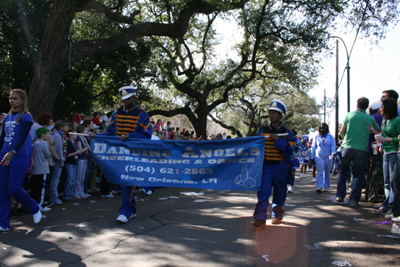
[0,89,43,232]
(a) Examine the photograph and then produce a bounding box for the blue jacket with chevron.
[258,123,297,169]
[104,105,152,139]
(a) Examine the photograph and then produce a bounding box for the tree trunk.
[28,0,77,118]
[192,108,208,140]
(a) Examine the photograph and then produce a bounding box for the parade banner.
[91,135,265,191]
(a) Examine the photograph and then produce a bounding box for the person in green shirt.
[375,98,400,221]
[336,97,379,207]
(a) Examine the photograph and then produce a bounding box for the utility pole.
[324,88,326,123]
[347,59,350,112]
[332,36,350,113]
[335,40,339,142]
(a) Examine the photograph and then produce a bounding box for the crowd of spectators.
[150,120,231,141]
[2,112,231,219]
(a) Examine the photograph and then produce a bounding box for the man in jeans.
[336,97,379,207]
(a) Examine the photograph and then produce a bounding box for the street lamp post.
[332,36,351,113]
[331,36,350,142]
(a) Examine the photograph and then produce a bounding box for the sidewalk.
[1,172,400,267]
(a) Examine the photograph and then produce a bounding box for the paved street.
[1,173,400,267]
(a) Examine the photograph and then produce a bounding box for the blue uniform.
[103,105,152,218]
[253,123,297,221]
[288,138,304,185]
[0,112,39,229]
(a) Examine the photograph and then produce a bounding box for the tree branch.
[148,105,196,122]
[82,1,140,23]
[72,1,247,64]
[208,113,243,137]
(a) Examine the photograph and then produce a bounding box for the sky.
[214,14,400,136]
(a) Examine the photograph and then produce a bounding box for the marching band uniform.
[103,86,152,223]
[253,100,297,227]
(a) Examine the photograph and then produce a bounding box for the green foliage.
[1,0,399,120]
[53,3,154,119]
[55,39,153,120]
[212,79,321,137]
[0,0,50,111]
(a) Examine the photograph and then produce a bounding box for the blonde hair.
[7,89,30,123]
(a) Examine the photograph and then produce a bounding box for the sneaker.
[271,217,282,224]
[287,185,293,193]
[72,196,81,200]
[336,197,344,202]
[385,210,393,215]
[313,178,316,183]
[101,194,114,198]
[116,214,136,223]
[316,188,322,193]
[41,206,52,212]
[85,193,91,198]
[385,211,394,219]
[138,188,146,194]
[146,190,153,195]
[391,216,400,222]
[252,219,265,229]
[33,210,43,224]
[349,200,359,207]
[0,226,10,232]
[374,207,387,215]
[322,188,328,192]
[52,200,63,205]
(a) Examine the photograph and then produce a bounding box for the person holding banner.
[103,85,152,224]
[253,99,297,228]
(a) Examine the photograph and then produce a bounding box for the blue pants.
[253,162,287,221]
[382,153,396,212]
[0,153,39,229]
[119,185,136,217]
[336,148,367,202]
[84,158,92,193]
[75,159,87,198]
[49,161,62,203]
[393,154,400,217]
[64,164,76,200]
[315,156,332,189]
